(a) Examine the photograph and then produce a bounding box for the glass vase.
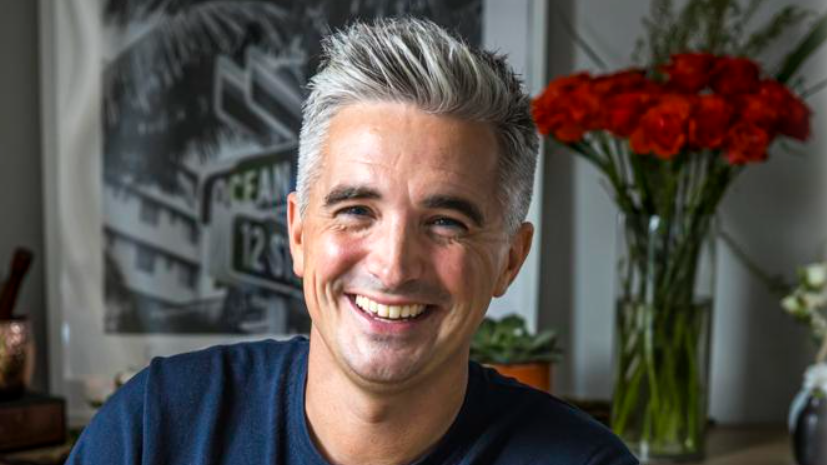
[789,364,827,465]
[611,213,715,462]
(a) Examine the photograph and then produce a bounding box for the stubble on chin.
[341,334,425,385]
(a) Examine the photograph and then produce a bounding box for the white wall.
[483,0,548,332]
[545,0,827,423]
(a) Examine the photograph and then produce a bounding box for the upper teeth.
[354,295,427,320]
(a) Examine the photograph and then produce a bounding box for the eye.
[335,205,372,217]
[333,205,376,226]
[429,216,469,235]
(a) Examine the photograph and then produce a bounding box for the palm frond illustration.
[103,0,311,195]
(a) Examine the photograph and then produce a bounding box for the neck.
[304,331,468,465]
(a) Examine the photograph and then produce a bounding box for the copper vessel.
[0,318,34,400]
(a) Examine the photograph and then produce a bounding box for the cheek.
[303,230,365,322]
[434,245,503,299]
[311,231,365,289]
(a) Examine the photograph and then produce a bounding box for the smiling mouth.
[350,294,430,321]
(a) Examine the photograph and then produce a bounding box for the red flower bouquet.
[534,54,810,164]
[532,0,825,460]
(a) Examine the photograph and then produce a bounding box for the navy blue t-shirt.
[67,337,637,464]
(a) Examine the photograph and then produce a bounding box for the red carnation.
[737,94,779,133]
[711,57,760,96]
[782,95,811,141]
[725,122,770,165]
[630,95,693,159]
[662,53,716,93]
[688,95,733,149]
[757,79,792,106]
[537,73,592,101]
[757,80,811,141]
[532,74,600,142]
[602,92,658,137]
[592,69,650,95]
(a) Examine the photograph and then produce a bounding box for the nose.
[366,216,425,290]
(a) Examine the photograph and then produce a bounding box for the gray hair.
[297,17,538,234]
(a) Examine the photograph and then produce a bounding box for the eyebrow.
[323,185,485,227]
[422,195,485,228]
[323,185,382,207]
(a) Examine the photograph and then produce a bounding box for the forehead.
[316,102,500,197]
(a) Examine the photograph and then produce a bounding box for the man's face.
[288,102,532,390]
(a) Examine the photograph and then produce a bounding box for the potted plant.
[470,314,561,392]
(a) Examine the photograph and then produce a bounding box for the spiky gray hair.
[297,17,538,234]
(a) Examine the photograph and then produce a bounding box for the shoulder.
[468,363,638,465]
[65,362,151,463]
[146,335,307,400]
[140,336,309,407]
[91,336,308,408]
[148,336,308,382]
[67,337,310,463]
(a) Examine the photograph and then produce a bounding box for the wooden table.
[692,426,792,465]
[0,425,795,464]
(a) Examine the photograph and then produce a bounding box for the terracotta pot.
[488,362,552,393]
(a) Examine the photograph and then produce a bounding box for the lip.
[345,294,437,334]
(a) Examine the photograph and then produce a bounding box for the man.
[68,18,637,464]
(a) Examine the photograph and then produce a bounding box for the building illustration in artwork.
[101,0,482,335]
[103,168,226,333]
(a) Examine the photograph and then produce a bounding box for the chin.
[343,345,425,386]
[355,365,419,385]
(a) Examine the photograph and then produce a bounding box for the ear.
[493,222,534,297]
[287,192,305,277]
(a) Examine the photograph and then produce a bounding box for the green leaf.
[530,331,555,350]
[730,0,768,43]
[499,314,525,333]
[469,313,562,365]
[476,318,495,338]
[777,13,827,84]
[739,6,807,57]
